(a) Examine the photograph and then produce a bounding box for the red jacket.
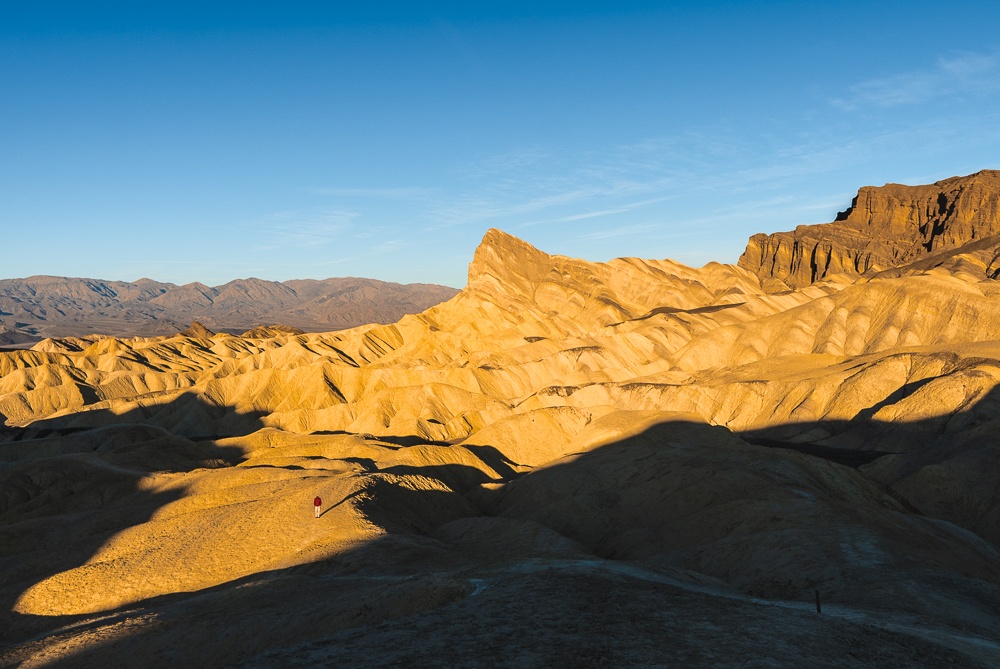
[314,497,322,507]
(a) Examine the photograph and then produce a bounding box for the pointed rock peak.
[179,321,216,338]
[468,229,551,288]
[474,228,549,261]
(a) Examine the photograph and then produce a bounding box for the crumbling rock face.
[739,170,1000,290]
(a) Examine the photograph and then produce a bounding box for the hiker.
[314,495,322,519]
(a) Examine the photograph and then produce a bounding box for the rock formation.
[178,321,216,338]
[739,169,1000,290]
[4,177,1000,666]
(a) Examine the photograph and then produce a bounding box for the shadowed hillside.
[3,409,1000,667]
[5,176,1000,665]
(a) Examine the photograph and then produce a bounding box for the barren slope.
[3,225,1000,666]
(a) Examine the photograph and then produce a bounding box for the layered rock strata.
[739,170,1000,290]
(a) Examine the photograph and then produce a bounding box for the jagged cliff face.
[739,170,1000,290]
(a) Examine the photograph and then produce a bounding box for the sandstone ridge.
[739,169,1000,290]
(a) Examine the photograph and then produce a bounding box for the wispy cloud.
[418,141,710,232]
[297,105,1000,272]
[832,51,1000,111]
[579,223,662,241]
[311,187,433,200]
[464,147,551,176]
[519,196,677,228]
[254,209,358,250]
[371,238,406,254]
[308,128,786,241]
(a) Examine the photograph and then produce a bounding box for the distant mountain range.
[0,275,459,345]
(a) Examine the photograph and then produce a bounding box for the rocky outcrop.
[178,321,216,338]
[739,170,1000,290]
[465,228,764,331]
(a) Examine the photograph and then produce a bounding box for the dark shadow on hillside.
[743,438,893,467]
[462,444,523,479]
[607,302,747,328]
[5,388,1000,665]
[0,393,264,646]
[733,385,1000,545]
[476,412,1000,642]
[736,382,1000,521]
[736,378,1000,461]
[310,429,450,447]
[309,432,525,481]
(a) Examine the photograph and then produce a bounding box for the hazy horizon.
[0,272,465,289]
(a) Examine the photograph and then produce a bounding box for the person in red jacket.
[314,496,322,519]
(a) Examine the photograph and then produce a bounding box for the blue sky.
[2,1,999,288]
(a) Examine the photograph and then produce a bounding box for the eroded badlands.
[3,172,1000,667]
